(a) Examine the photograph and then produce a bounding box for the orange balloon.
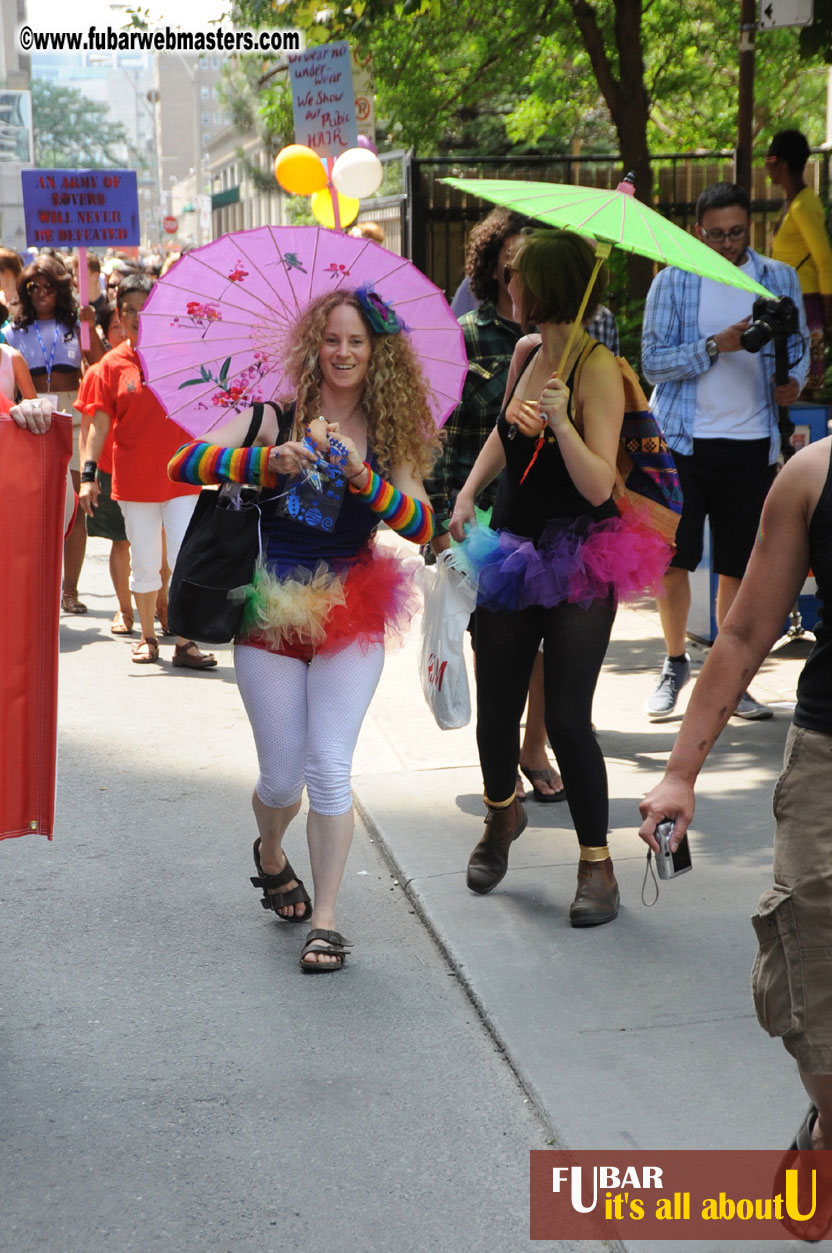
[274,145,328,196]
[310,188,360,230]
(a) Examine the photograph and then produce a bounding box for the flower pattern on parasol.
[136,225,467,438]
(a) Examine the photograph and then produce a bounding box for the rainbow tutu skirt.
[455,503,672,613]
[233,543,419,659]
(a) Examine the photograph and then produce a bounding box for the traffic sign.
[759,0,813,29]
[163,215,178,234]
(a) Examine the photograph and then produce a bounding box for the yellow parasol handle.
[556,241,612,377]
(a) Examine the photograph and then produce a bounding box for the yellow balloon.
[274,145,328,196]
[310,188,360,230]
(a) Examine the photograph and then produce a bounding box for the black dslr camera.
[740,294,803,459]
[740,295,800,354]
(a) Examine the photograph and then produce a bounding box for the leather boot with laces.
[466,797,528,895]
[569,848,619,927]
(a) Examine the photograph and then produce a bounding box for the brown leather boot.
[569,848,619,927]
[466,797,528,895]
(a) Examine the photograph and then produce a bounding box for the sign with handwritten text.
[288,41,358,158]
[21,169,140,247]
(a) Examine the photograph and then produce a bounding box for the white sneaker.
[645,653,691,719]
[733,692,773,721]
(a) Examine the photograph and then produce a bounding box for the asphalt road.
[0,539,602,1253]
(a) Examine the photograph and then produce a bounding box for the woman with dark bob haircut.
[766,129,832,394]
[450,229,670,926]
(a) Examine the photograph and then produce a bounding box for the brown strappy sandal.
[250,838,312,923]
[299,929,353,973]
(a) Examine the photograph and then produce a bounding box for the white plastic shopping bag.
[419,549,478,730]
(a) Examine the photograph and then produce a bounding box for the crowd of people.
[6,132,832,1012]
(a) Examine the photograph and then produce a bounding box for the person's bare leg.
[303,808,354,965]
[657,566,691,656]
[110,539,132,617]
[252,789,305,919]
[62,469,87,607]
[133,588,159,644]
[156,528,170,628]
[519,651,563,797]
[798,1068,832,1149]
[715,573,742,629]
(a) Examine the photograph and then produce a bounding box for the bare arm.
[79,308,104,364]
[389,456,431,507]
[78,408,111,515]
[448,425,506,540]
[638,443,823,850]
[11,349,37,400]
[193,404,280,449]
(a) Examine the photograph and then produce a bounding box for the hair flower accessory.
[355,284,404,335]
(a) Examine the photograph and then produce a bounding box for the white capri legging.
[119,495,198,594]
[234,639,385,817]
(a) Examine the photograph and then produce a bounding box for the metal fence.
[352,194,408,256]
[407,149,832,298]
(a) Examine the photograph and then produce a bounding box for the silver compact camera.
[655,820,692,880]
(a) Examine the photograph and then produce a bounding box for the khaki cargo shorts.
[751,723,832,1073]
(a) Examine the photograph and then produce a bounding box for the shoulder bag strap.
[242,400,293,449]
[242,404,265,448]
[503,340,542,409]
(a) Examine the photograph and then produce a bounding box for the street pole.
[736,0,756,193]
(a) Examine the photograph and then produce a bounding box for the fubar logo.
[530,1150,830,1242]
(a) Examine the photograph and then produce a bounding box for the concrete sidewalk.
[353,569,824,1252]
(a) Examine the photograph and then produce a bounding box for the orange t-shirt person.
[83,339,198,503]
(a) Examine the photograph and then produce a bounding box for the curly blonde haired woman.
[169,289,439,971]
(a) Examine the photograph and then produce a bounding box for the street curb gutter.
[354,790,628,1253]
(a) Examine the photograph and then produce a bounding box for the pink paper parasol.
[136,225,467,438]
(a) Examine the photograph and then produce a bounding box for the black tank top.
[490,339,618,542]
[794,441,832,734]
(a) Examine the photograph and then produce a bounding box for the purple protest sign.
[288,41,358,158]
[21,169,140,248]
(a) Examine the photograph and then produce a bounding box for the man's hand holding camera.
[712,317,751,354]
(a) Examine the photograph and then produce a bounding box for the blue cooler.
[687,402,829,644]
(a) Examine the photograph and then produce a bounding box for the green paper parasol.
[442,178,773,298]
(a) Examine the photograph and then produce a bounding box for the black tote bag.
[168,404,287,644]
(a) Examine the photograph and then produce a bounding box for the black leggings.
[474,595,616,847]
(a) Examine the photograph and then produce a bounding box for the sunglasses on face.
[27,281,55,295]
[700,226,748,243]
[503,264,518,286]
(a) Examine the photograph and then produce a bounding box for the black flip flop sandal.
[520,765,567,804]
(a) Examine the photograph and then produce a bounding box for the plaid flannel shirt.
[426,302,523,532]
[642,247,809,464]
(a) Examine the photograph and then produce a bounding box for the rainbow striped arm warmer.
[168,441,278,488]
[348,463,435,544]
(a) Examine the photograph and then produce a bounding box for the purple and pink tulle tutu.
[456,503,672,612]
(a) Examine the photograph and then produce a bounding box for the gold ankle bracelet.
[483,792,516,810]
[579,845,610,863]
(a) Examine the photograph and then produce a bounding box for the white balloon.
[332,148,383,200]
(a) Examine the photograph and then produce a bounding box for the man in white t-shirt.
[641,182,809,720]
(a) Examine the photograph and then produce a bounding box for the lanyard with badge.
[33,319,60,391]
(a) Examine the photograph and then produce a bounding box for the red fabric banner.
[0,413,73,840]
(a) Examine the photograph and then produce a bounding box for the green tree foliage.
[233,0,829,161]
[800,0,832,64]
[31,80,135,168]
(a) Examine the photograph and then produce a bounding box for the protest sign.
[288,42,358,158]
[21,169,140,248]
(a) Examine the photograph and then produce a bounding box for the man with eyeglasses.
[642,181,808,721]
